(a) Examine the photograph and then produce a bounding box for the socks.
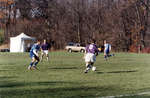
[46,55,49,60]
[29,62,34,67]
[104,55,107,59]
[33,61,39,66]
[86,64,92,71]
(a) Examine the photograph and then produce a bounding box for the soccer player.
[84,39,99,73]
[40,39,50,61]
[28,40,41,70]
[104,40,114,60]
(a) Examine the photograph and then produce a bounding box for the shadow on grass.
[0,69,15,71]
[0,84,122,98]
[0,76,19,88]
[0,77,124,98]
[48,67,78,70]
[118,95,150,98]
[107,70,138,74]
[0,81,77,88]
[96,70,137,74]
[96,71,105,74]
[1,80,149,98]
[0,76,17,79]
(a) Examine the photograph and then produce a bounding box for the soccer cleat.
[84,70,88,73]
[28,66,31,70]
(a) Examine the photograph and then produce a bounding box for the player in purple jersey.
[84,39,99,73]
[40,39,50,61]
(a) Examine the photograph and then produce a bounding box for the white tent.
[10,33,35,52]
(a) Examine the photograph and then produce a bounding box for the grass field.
[0,51,150,98]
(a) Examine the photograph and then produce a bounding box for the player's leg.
[46,54,49,61]
[112,53,115,56]
[91,54,96,71]
[85,53,96,73]
[108,53,115,57]
[104,50,107,60]
[104,49,109,60]
[45,50,49,61]
[33,56,40,70]
[85,62,92,73]
[40,51,44,62]
[91,62,96,71]
[28,57,36,70]
[84,53,92,73]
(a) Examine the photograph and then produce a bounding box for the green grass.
[0,51,150,98]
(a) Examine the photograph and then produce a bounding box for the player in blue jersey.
[84,39,99,73]
[28,40,41,70]
[104,40,114,60]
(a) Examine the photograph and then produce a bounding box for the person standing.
[40,39,50,61]
[104,40,114,60]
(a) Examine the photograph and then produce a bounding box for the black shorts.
[34,55,39,61]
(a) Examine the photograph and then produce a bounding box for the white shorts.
[42,50,49,55]
[85,53,96,63]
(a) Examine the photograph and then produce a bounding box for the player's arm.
[83,50,87,59]
[104,44,106,55]
[109,45,111,51]
[104,44,106,50]
[83,46,88,59]
[95,51,99,56]
[94,45,99,56]
[41,48,44,54]
[40,45,43,52]
[33,49,39,57]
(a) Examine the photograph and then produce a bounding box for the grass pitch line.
[100,91,150,98]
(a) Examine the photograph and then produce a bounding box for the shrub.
[129,44,138,53]
[0,29,4,45]
[142,47,150,53]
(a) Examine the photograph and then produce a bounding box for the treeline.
[0,0,150,52]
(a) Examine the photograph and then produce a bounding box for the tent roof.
[11,33,35,40]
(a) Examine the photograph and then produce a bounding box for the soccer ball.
[92,66,96,71]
